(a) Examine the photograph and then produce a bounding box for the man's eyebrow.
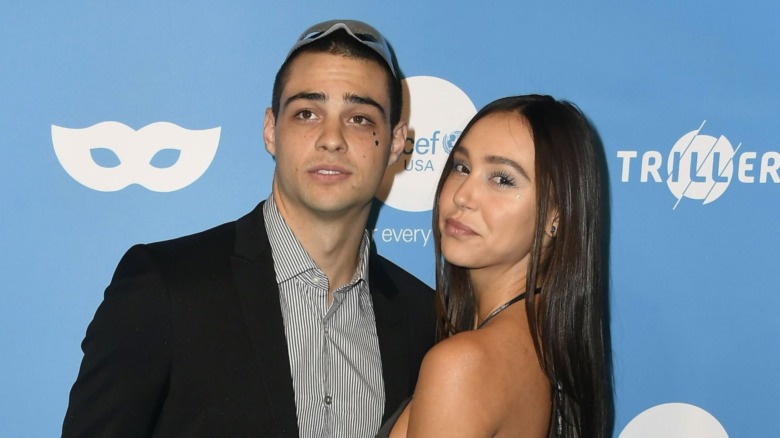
[284,92,326,109]
[344,93,386,118]
[283,92,387,119]
[486,154,530,180]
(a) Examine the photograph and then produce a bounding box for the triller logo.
[52,121,220,192]
[377,76,476,212]
[617,121,779,209]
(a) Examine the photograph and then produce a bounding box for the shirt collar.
[263,194,371,288]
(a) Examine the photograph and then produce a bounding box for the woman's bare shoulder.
[406,331,501,436]
[423,330,490,369]
[406,329,551,437]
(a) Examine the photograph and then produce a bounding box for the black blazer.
[63,202,436,437]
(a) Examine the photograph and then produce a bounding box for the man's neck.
[273,194,370,295]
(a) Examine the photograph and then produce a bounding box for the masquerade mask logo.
[52,121,220,192]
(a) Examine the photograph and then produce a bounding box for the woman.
[379,95,613,437]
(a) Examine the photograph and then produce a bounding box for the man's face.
[264,51,406,221]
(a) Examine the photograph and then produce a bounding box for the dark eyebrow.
[486,154,530,180]
[344,93,386,118]
[459,143,529,179]
[453,144,470,158]
[283,91,386,119]
[283,92,326,109]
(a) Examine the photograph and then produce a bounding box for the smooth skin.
[263,51,407,301]
[391,112,555,437]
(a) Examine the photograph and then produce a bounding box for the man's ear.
[263,108,276,158]
[387,121,408,166]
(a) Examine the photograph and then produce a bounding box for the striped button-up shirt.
[263,196,385,437]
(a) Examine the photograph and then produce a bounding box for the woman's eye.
[490,173,516,187]
[452,162,470,174]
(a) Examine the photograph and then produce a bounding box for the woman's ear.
[545,213,560,238]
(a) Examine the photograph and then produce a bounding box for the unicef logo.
[377,76,476,212]
[619,403,728,438]
[442,131,461,154]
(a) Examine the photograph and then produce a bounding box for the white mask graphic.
[52,121,220,192]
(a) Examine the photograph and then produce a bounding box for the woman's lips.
[443,217,477,237]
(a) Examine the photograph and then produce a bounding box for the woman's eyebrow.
[485,154,529,180]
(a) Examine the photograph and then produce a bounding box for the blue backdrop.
[2,2,778,436]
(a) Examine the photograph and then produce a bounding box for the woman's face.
[438,112,540,276]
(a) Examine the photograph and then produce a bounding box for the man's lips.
[443,217,478,237]
[308,164,351,177]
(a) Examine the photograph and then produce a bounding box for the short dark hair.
[432,95,613,438]
[271,30,403,129]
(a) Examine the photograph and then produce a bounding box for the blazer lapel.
[231,203,298,436]
[369,253,411,422]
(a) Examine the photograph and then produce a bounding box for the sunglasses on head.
[287,20,397,78]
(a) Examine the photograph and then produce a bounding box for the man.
[63,19,436,437]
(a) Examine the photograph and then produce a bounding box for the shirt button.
[324,395,332,405]
[311,276,320,285]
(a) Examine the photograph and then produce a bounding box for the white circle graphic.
[377,76,476,212]
[666,129,735,205]
[620,403,728,438]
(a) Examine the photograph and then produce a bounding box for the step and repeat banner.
[2,2,777,436]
